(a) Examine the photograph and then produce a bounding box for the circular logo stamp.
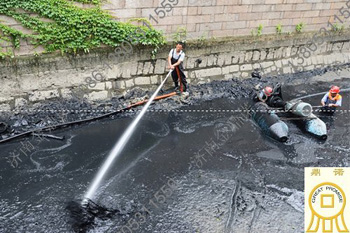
[307,182,349,232]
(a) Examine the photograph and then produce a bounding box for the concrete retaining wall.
[1,31,350,111]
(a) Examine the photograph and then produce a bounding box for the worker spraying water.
[168,42,188,93]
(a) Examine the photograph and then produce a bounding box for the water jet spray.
[67,70,174,232]
[83,70,173,202]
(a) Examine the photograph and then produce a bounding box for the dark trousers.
[171,67,187,92]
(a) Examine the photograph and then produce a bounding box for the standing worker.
[168,42,188,93]
[321,86,342,112]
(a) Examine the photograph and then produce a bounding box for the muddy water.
[0,75,350,233]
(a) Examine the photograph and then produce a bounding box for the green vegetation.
[257,24,263,36]
[172,27,188,42]
[331,23,345,32]
[197,33,207,46]
[172,27,209,47]
[0,23,24,58]
[276,23,282,34]
[251,24,263,37]
[295,22,305,33]
[0,0,165,58]
[72,0,100,4]
[0,37,14,58]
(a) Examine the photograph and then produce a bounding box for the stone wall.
[1,31,350,111]
[1,0,350,56]
[103,0,350,38]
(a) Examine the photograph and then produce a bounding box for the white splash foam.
[267,184,304,213]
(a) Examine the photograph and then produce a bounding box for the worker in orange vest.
[321,86,342,113]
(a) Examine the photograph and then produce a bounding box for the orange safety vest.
[326,92,342,104]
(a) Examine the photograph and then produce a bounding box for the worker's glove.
[254,84,262,91]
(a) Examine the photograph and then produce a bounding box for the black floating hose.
[0,106,129,144]
[0,122,8,134]
[0,92,177,144]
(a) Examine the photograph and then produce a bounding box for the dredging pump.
[251,84,327,142]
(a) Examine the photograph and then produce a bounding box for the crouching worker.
[321,86,342,113]
[253,83,286,108]
[168,42,188,93]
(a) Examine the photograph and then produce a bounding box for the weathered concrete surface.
[1,32,350,111]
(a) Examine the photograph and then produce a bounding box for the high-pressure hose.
[0,72,177,144]
[0,122,8,134]
[175,66,183,93]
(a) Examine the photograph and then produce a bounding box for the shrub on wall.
[0,0,165,57]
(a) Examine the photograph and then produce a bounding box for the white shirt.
[169,49,185,62]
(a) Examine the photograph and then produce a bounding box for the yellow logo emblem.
[306,168,350,233]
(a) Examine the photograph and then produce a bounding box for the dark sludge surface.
[66,199,121,233]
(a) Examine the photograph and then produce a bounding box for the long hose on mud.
[0,92,177,144]
[176,66,183,93]
[292,88,350,101]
